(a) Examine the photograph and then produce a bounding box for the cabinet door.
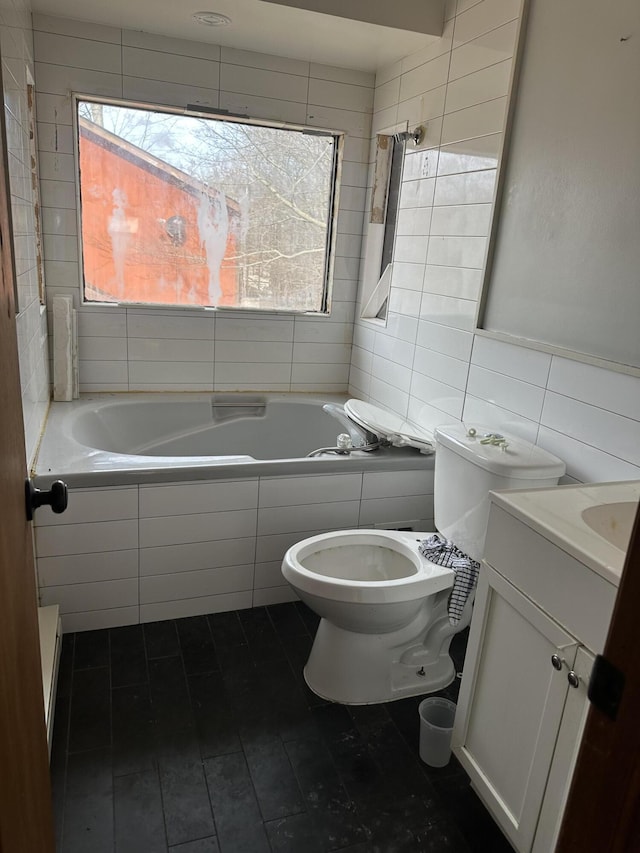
[452,566,578,853]
[532,645,594,853]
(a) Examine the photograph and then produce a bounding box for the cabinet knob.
[551,654,565,671]
[567,671,580,688]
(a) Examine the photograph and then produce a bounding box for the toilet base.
[303,597,466,704]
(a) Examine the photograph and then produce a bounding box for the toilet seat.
[283,529,453,605]
[344,399,434,453]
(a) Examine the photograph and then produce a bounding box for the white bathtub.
[33,393,436,632]
[34,393,433,487]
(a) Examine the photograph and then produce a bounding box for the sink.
[581,501,637,552]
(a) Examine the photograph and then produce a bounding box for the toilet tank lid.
[345,399,434,452]
[434,424,566,479]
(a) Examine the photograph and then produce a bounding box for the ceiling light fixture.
[193,11,232,26]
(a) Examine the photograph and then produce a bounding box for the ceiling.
[30,0,440,71]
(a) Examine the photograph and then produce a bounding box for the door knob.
[25,479,68,521]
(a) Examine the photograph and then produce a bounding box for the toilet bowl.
[282,406,566,705]
[282,529,464,704]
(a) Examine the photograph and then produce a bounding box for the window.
[75,97,341,312]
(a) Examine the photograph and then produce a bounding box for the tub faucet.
[322,402,378,447]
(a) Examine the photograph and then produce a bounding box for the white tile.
[413,345,470,390]
[471,336,552,386]
[220,63,307,103]
[214,362,292,387]
[294,320,352,344]
[290,363,349,385]
[373,332,415,370]
[437,134,501,176]
[398,86,447,127]
[311,64,374,88]
[254,560,288,589]
[37,550,138,587]
[537,426,640,485]
[441,97,508,146]
[78,336,123,362]
[401,19,455,73]
[128,338,214,362]
[362,470,434,499]
[353,323,376,353]
[34,31,121,73]
[420,292,477,331]
[216,316,294,342]
[374,77,401,114]
[40,578,138,613]
[128,361,213,387]
[350,346,373,376]
[359,495,434,526]
[62,607,139,633]
[38,150,75,182]
[253,587,298,606]
[417,320,474,361]
[256,528,328,562]
[123,77,218,110]
[449,20,519,81]
[122,29,221,60]
[140,480,258,518]
[453,0,521,48]
[388,288,422,318]
[423,264,483,300]
[399,178,436,209]
[35,62,123,98]
[33,14,121,44]
[399,53,450,103]
[394,235,429,265]
[467,364,545,420]
[40,179,75,209]
[219,91,307,124]
[396,210,433,239]
[140,508,257,547]
[340,162,368,190]
[434,169,496,205]
[259,473,362,507]
[445,59,512,114]
[461,393,539,442]
[35,93,73,125]
[407,397,462,434]
[35,486,137,526]
[35,519,138,557]
[78,310,126,337]
[122,47,219,89]
[215,340,293,363]
[42,207,77,236]
[140,591,252,622]
[541,392,640,468]
[427,235,487,268]
[127,311,214,340]
[308,78,373,113]
[546,357,640,423]
[430,203,492,236]
[292,342,352,364]
[257,501,359,536]
[410,372,465,418]
[140,538,255,576]
[222,46,308,76]
[78,360,129,386]
[305,105,371,138]
[369,375,409,417]
[140,564,254,604]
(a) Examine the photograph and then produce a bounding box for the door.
[452,566,578,853]
[0,54,56,853]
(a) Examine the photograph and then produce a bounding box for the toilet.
[282,407,565,704]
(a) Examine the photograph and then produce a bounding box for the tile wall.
[349,0,640,485]
[2,0,50,465]
[32,13,373,393]
[34,466,434,631]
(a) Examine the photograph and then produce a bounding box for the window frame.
[72,93,344,315]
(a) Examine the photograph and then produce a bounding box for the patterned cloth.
[418,533,480,626]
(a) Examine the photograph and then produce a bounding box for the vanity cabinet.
[452,500,615,853]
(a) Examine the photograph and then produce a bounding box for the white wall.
[2,0,50,464]
[350,0,640,485]
[32,14,374,393]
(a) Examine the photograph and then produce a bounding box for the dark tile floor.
[50,603,513,853]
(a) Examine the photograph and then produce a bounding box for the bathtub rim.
[33,392,435,489]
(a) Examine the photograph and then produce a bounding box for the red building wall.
[79,128,240,307]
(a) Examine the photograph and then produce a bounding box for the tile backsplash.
[349,0,640,485]
[32,13,373,393]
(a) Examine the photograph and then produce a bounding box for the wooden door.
[0,56,55,853]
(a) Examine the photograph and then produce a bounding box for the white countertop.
[490,480,640,586]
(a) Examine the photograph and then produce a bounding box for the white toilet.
[282,412,565,704]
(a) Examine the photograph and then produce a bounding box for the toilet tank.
[433,425,565,562]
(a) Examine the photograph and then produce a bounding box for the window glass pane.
[77,100,338,311]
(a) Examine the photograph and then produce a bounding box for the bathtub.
[33,394,436,632]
